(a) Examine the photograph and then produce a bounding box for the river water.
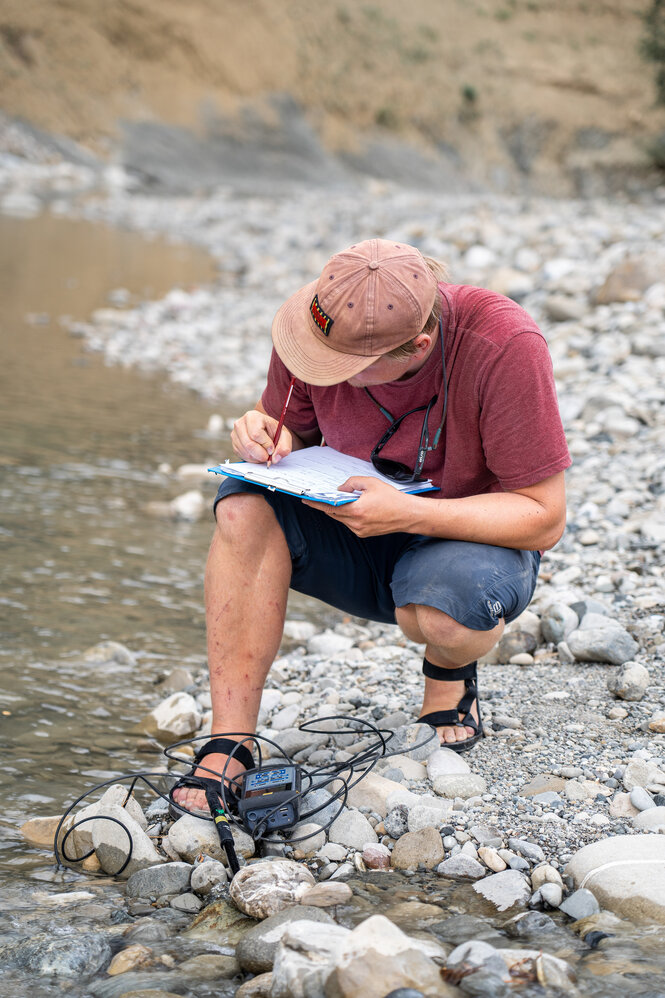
[2,209,664,998]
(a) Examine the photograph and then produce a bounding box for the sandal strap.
[417,709,462,727]
[422,658,478,682]
[195,737,254,772]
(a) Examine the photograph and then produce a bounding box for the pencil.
[266,376,296,468]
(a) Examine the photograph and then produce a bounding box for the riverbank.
[4,140,665,993]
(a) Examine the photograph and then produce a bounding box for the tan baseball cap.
[271,238,438,386]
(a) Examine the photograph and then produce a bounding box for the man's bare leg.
[172,494,291,813]
[395,604,503,747]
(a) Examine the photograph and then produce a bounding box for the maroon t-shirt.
[261,283,571,498]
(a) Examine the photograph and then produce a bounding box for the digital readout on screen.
[244,782,291,798]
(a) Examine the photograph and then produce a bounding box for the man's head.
[271,239,441,386]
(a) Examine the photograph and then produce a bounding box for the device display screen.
[243,767,295,798]
[244,782,291,798]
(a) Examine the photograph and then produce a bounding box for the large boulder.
[565,834,665,924]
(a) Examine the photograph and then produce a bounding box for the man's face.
[346,353,418,387]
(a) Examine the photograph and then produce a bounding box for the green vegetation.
[641,0,665,104]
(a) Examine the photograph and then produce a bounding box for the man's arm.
[303,470,566,551]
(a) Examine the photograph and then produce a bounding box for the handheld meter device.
[237,764,301,834]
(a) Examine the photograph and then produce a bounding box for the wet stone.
[236,905,334,973]
[2,932,112,979]
[229,859,316,918]
[473,870,531,911]
[126,862,192,899]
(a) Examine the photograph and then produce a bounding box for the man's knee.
[397,603,488,649]
[214,493,281,544]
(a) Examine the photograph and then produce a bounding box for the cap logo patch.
[310,294,334,337]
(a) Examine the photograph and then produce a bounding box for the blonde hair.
[385,256,448,359]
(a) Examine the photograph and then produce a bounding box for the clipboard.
[208,446,438,506]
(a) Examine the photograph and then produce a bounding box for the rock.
[235,972,273,997]
[282,620,318,642]
[407,803,453,833]
[538,883,563,908]
[290,821,327,856]
[478,847,507,872]
[563,780,590,802]
[622,758,651,791]
[473,870,531,911]
[531,864,563,891]
[629,787,656,812]
[445,939,509,988]
[306,631,355,656]
[184,898,256,944]
[91,805,164,878]
[648,711,665,733]
[633,806,665,832]
[126,863,192,899]
[177,953,240,980]
[190,859,228,894]
[426,748,471,780]
[81,641,135,666]
[566,834,665,923]
[328,809,378,850]
[107,944,152,975]
[609,792,639,819]
[68,785,148,859]
[323,915,451,998]
[138,691,202,745]
[567,617,638,665]
[167,813,254,863]
[170,892,202,913]
[432,773,487,799]
[521,775,566,797]
[270,920,351,998]
[236,907,333,973]
[300,882,352,907]
[436,855,486,879]
[544,294,586,321]
[594,254,665,304]
[343,771,406,817]
[229,859,316,919]
[20,815,63,850]
[157,667,195,692]
[494,630,537,663]
[559,888,600,921]
[607,661,650,701]
[507,838,545,863]
[390,827,444,870]
[362,843,391,869]
[384,805,409,839]
[3,932,112,978]
[386,723,438,762]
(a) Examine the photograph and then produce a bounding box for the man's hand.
[231,409,293,465]
[302,477,417,537]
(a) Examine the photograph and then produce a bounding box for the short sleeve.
[260,349,320,437]
[478,332,571,490]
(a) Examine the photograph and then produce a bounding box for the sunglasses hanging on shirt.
[366,316,448,484]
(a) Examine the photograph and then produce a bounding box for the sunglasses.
[367,317,448,484]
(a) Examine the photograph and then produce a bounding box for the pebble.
[437,854,486,879]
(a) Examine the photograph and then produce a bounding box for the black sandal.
[416,659,484,754]
[169,737,255,819]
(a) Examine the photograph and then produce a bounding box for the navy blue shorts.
[214,478,540,632]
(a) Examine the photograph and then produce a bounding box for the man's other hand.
[303,477,416,537]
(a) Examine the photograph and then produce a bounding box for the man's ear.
[412,332,432,357]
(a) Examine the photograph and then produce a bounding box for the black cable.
[53,715,438,874]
